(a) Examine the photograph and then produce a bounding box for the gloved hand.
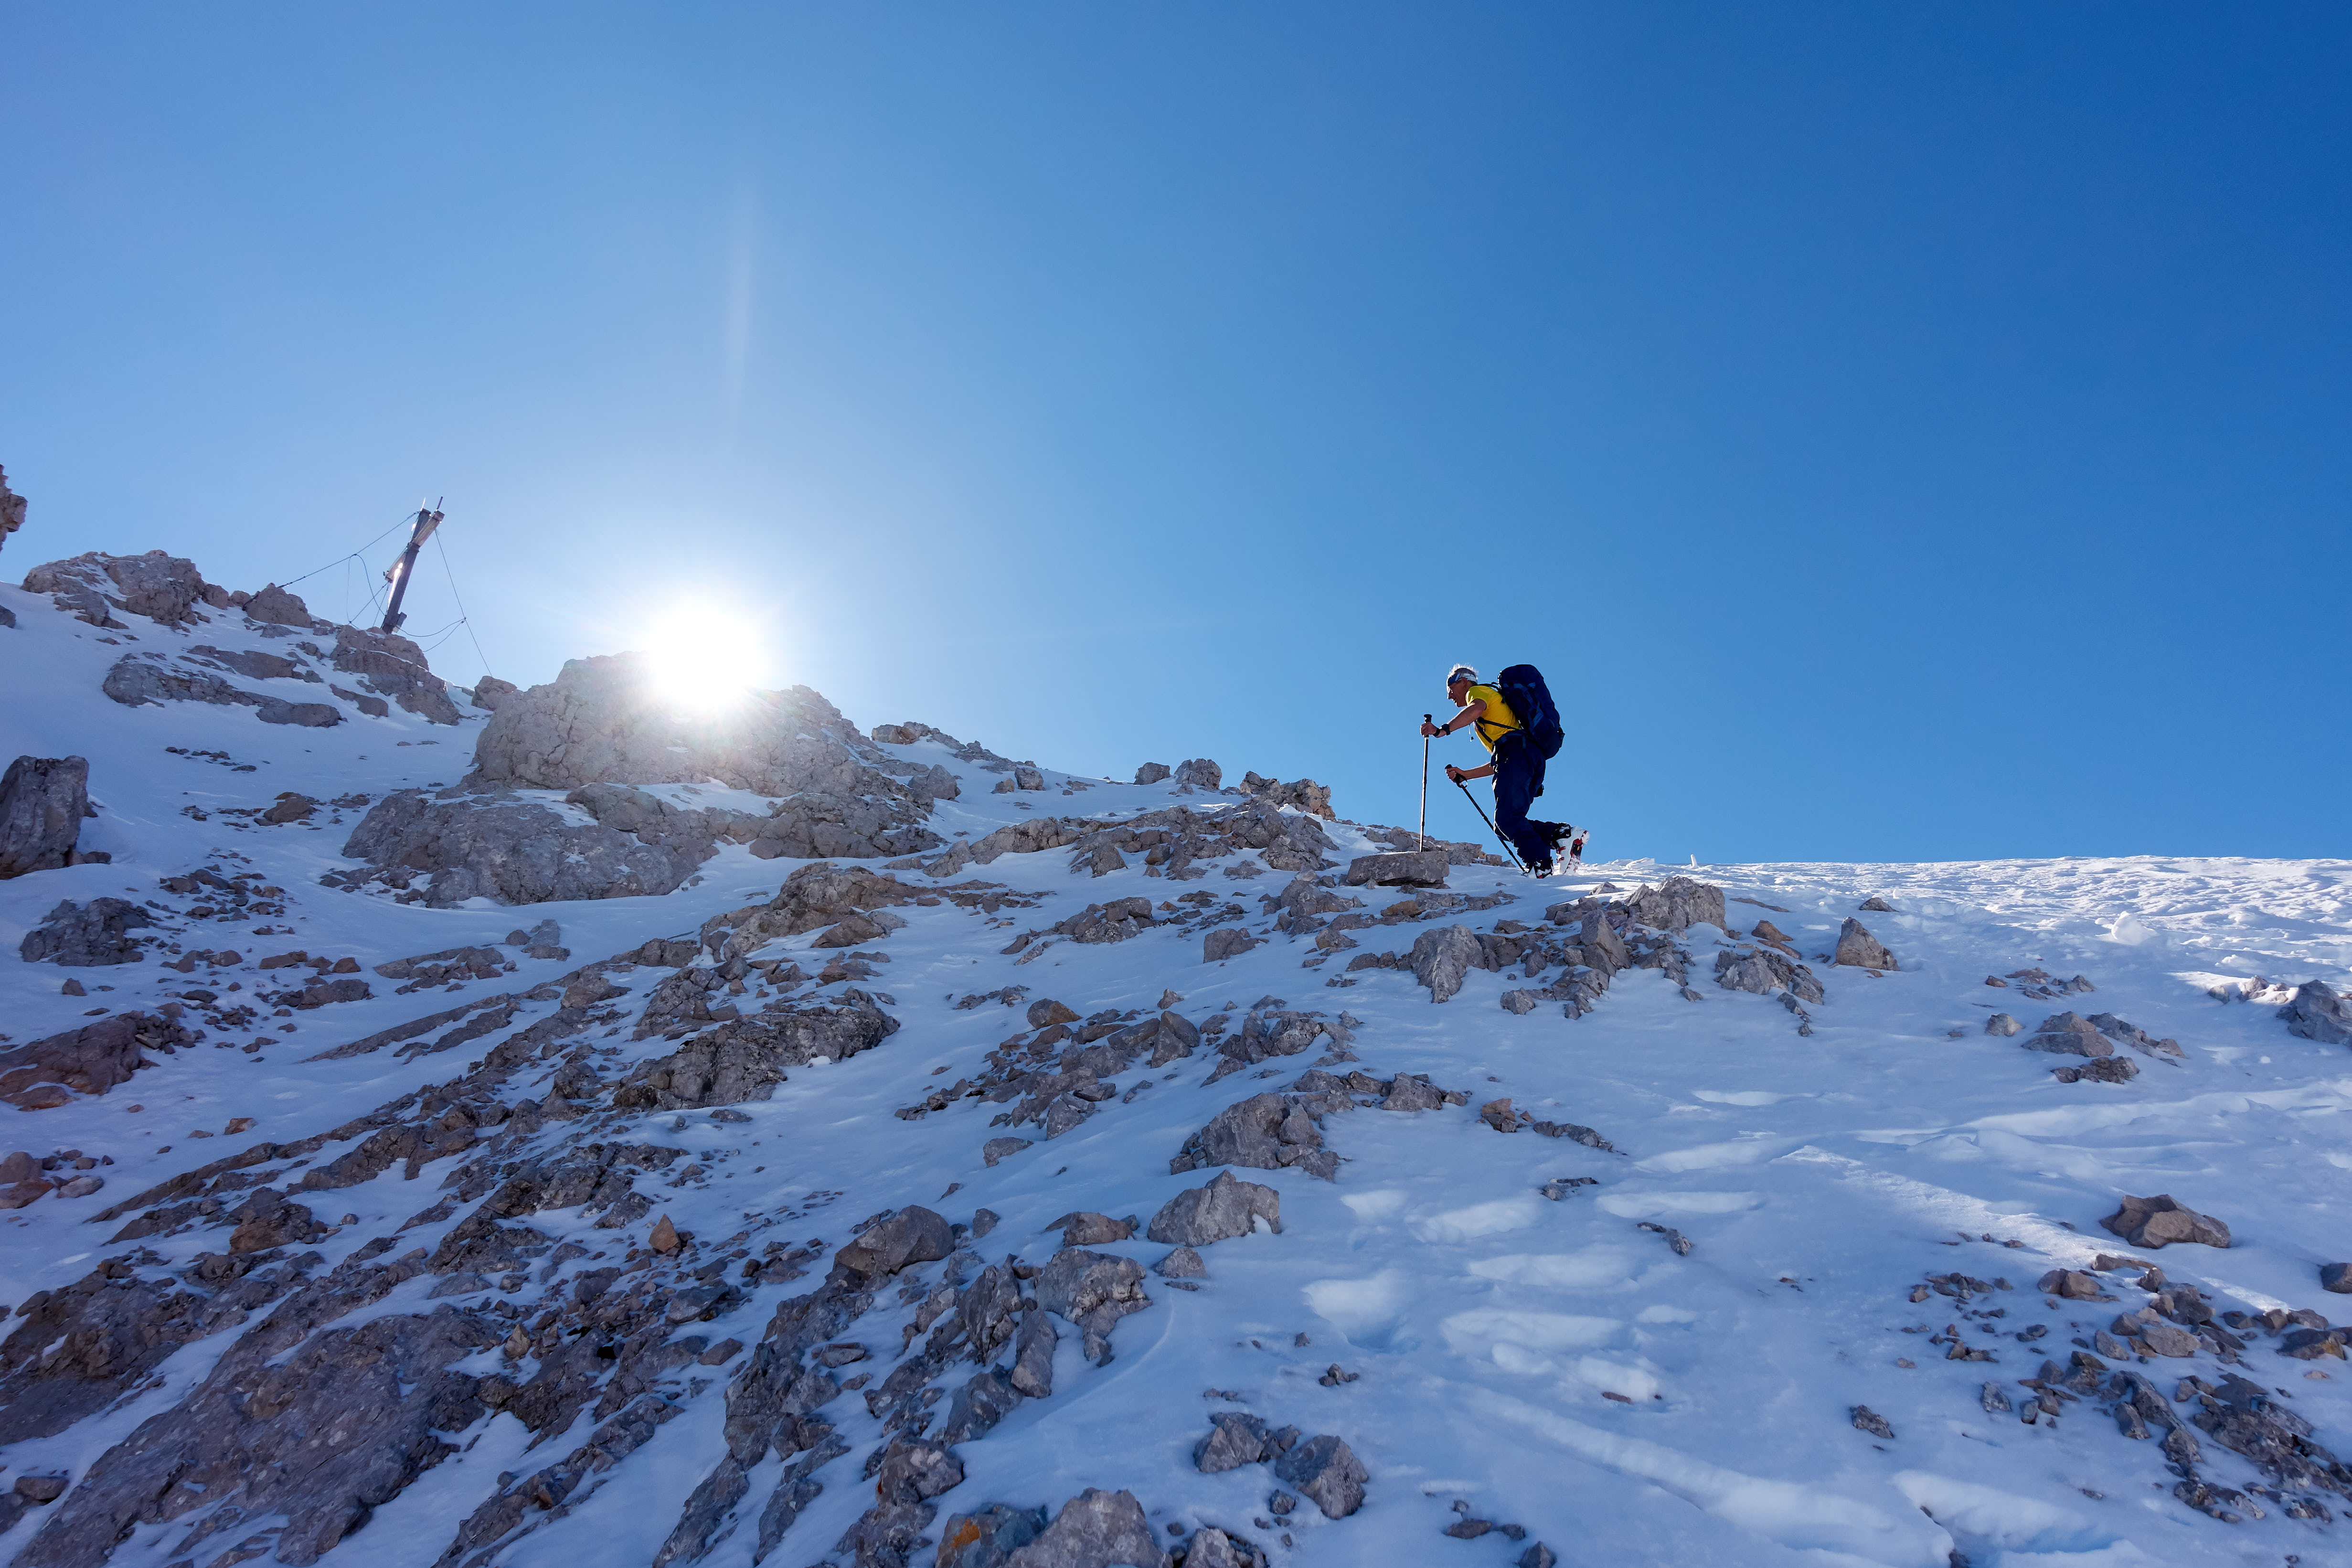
[1420,721,1443,738]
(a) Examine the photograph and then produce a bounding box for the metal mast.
[379,501,444,634]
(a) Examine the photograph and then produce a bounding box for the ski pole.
[1418,714,1431,852]
[1452,775,1527,874]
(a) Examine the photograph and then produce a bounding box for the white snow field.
[4,560,2352,1568]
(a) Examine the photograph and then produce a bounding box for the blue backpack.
[1495,663,1564,760]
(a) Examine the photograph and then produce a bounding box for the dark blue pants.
[1492,738,1566,868]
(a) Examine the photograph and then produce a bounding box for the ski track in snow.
[3,574,2352,1568]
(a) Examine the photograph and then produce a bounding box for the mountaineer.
[1421,662,1581,875]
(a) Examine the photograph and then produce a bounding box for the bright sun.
[638,611,767,712]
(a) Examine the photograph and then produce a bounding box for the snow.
[5,573,2352,1568]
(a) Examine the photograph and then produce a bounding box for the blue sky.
[4,3,2346,864]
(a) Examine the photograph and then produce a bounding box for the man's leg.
[1491,743,1555,869]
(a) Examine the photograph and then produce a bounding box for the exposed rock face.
[1343,851,1448,887]
[1132,762,1171,786]
[20,897,153,966]
[102,653,342,727]
[23,550,213,628]
[467,655,937,858]
[1171,1093,1335,1180]
[1832,917,1897,970]
[2021,1013,2114,1058]
[1239,772,1334,819]
[0,1012,186,1110]
[330,625,462,725]
[1147,1170,1281,1246]
[339,790,704,907]
[1203,928,1260,963]
[2101,1194,2231,1250]
[833,1206,955,1282]
[994,1488,1168,1568]
[1032,1248,1150,1363]
[0,755,89,877]
[1713,946,1825,1003]
[613,997,899,1106]
[2280,980,2352,1046]
[1411,924,1483,1003]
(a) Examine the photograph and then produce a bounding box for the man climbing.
[1421,663,1579,875]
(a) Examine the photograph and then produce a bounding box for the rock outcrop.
[329,624,462,725]
[23,550,214,628]
[1832,917,1897,970]
[20,897,154,966]
[0,463,22,557]
[337,791,707,907]
[612,995,899,1106]
[102,653,342,728]
[2101,1194,2232,1250]
[2280,981,2352,1046]
[0,755,89,877]
[1,1012,188,1110]
[1146,1170,1282,1246]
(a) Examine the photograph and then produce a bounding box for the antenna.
[379,499,444,634]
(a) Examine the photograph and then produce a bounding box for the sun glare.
[639,611,767,712]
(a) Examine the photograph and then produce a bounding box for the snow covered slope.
[5,551,2352,1568]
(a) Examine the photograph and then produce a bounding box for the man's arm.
[1445,761,1496,782]
[1419,698,1487,739]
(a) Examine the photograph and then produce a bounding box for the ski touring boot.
[1550,823,1587,868]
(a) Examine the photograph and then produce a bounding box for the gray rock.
[983,1137,1034,1168]
[1410,924,1482,1003]
[1133,763,1172,786]
[468,654,939,858]
[101,654,341,727]
[1043,1211,1137,1247]
[1195,1411,1276,1472]
[2100,1194,2231,1250]
[1054,895,1155,944]
[1625,876,1727,932]
[1174,758,1224,790]
[1499,989,1539,1014]
[2036,1269,2102,1300]
[1832,917,1897,970]
[1272,1433,1368,1518]
[1009,1304,1056,1398]
[1153,1246,1206,1279]
[469,674,521,710]
[341,789,707,907]
[2052,1055,2139,1084]
[1182,1527,1266,1568]
[2280,980,2352,1046]
[2321,1263,2352,1294]
[1985,1012,2022,1037]
[611,996,897,1109]
[19,897,152,966]
[0,755,88,877]
[1033,1248,1150,1363]
[243,582,318,626]
[2021,1012,2114,1058]
[1238,773,1335,819]
[1171,1092,1333,1177]
[326,625,462,725]
[1851,1405,1895,1439]
[832,1206,955,1281]
[1204,928,1261,963]
[2086,1013,2186,1058]
[1147,1170,1281,1246]
[937,1503,1051,1568]
[23,549,211,627]
[1517,1547,1558,1568]
[1001,1488,1169,1568]
[1028,998,1080,1028]
[2139,1323,2200,1357]
[1,1011,187,1111]
[1859,895,1895,912]
[1712,947,1826,1004]
[0,464,22,557]
[1342,851,1448,887]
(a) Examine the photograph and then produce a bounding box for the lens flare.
[638,611,766,712]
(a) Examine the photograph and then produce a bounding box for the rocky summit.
[3,538,2352,1568]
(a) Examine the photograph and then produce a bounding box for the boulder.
[329,625,462,725]
[1153,1247,1206,1279]
[2321,1263,2352,1294]
[1410,924,1483,1003]
[1204,928,1261,963]
[20,897,152,966]
[2279,981,2352,1047]
[2022,1012,2113,1058]
[1054,896,1155,944]
[2036,1269,2102,1300]
[2101,1194,2231,1250]
[1146,1170,1282,1246]
[1174,758,1224,790]
[1171,1092,1334,1179]
[1984,1013,2022,1037]
[0,755,88,877]
[831,1206,954,1281]
[469,674,521,711]
[1625,877,1726,932]
[1272,1433,1368,1518]
[23,550,211,627]
[1712,947,1825,1003]
[1194,1412,1278,1473]
[1832,917,1897,970]
[1133,762,1171,786]
[1342,851,1448,888]
[0,464,21,556]
[982,1137,1033,1168]
[242,582,318,627]
[1043,1212,1136,1247]
[999,1488,1168,1568]
[611,996,898,1109]
[1,1012,188,1110]
[1033,1248,1151,1362]
[937,1503,1051,1568]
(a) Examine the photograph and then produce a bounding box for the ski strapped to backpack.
[1494,663,1564,760]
